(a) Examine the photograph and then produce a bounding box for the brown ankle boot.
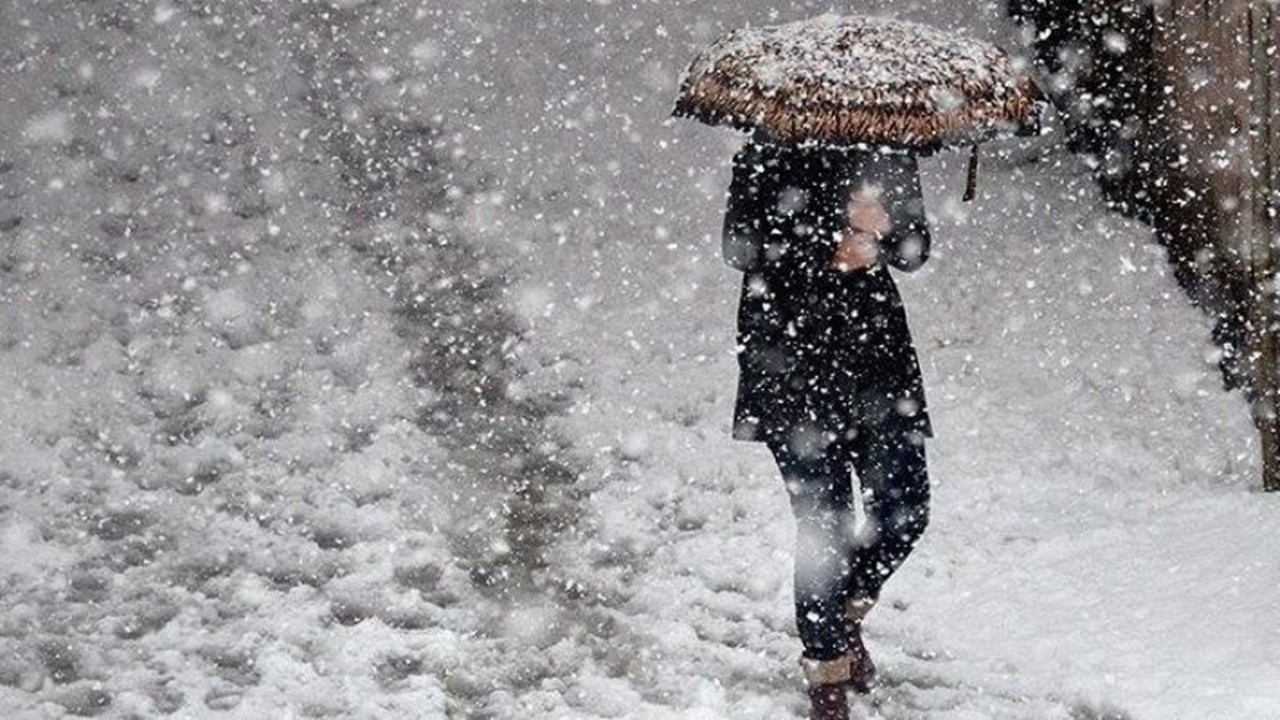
[799,656,851,720]
[845,598,877,693]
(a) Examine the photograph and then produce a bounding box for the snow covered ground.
[1,1,1277,719]
[458,1,1279,718]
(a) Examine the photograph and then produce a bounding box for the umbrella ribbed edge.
[672,71,1045,149]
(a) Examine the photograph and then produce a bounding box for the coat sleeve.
[875,154,932,273]
[721,145,770,272]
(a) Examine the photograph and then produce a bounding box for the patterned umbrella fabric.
[673,14,1045,151]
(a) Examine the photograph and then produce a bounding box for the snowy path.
[459,2,1280,719]
[0,1,1275,718]
[523,145,1277,720]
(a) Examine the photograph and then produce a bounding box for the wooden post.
[1247,3,1280,491]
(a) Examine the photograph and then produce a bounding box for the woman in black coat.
[722,137,932,714]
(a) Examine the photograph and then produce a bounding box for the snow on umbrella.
[672,14,1046,197]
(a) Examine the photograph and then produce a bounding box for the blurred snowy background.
[0,1,1276,718]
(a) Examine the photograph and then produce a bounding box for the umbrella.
[672,14,1046,199]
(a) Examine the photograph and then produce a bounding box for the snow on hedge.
[0,3,573,717]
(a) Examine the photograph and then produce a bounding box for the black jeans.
[766,428,930,661]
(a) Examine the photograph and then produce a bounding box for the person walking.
[722,137,933,720]
[673,14,1043,718]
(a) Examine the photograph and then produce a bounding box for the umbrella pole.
[963,144,979,202]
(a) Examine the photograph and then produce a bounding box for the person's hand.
[830,188,891,272]
[830,230,880,272]
[848,187,890,237]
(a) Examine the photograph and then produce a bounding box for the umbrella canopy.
[672,14,1045,150]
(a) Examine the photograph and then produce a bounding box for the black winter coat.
[722,141,934,446]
